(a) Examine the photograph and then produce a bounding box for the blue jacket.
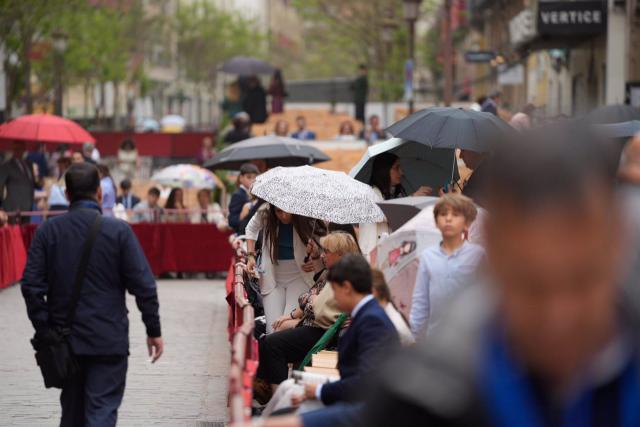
[21,200,161,356]
[228,187,249,232]
[320,298,398,405]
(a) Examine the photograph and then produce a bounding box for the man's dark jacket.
[21,200,161,355]
[320,298,398,405]
[228,187,249,233]
[116,194,141,209]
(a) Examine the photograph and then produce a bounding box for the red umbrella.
[0,114,95,145]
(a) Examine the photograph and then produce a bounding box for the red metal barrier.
[227,240,258,423]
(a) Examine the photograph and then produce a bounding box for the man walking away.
[21,162,163,427]
[0,140,35,223]
[352,65,369,124]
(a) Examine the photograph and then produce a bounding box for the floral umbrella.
[151,164,222,189]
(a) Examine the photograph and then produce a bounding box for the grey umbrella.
[385,107,514,153]
[349,138,459,194]
[204,135,331,171]
[595,120,640,139]
[587,104,640,124]
[220,56,275,75]
[377,196,439,231]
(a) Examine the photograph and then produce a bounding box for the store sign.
[498,64,524,86]
[464,51,496,63]
[538,1,607,35]
[510,9,537,47]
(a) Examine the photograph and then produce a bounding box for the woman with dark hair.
[360,153,432,257]
[245,204,326,333]
[268,69,287,114]
[164,188,188,222]
[118,138,138,180]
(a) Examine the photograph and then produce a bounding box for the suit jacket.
[320,298,398,405]
[21,200,161,355]
[116,194,141,210]
[0,157,35,212]
[228,187,249,232]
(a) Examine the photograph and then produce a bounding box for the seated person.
[295,254,398,406]
[190,188,224,225]
[116,178,140,210]
[371,269,414,346]
[257,232,361,408]
[291,116,316,140]
[410,194,485,338]
[132,187,164,223]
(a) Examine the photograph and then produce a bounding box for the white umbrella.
[160,114,186,133]
[250,165,385,224]
[151,164,222,189]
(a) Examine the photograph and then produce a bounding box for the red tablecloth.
[131,223,233,275]
[19,223,233,276]
[0,226,27,289]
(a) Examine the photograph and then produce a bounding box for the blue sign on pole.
[404,59,414,101]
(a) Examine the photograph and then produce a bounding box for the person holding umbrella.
[245,204,326,334]
[359,152,433,258]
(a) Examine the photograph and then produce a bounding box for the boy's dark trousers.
[59,355,128,427]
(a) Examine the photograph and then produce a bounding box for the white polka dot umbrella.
[250,165,385,224]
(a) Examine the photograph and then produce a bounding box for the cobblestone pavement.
[0,279,229,426]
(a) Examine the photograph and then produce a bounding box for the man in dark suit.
[481,90,501,116]
[0,140,35,223]
[299,254,398,406]
[115,178,140,210]
[21,162,163,427]
[228,162,259,233]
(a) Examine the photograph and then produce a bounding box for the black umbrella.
[587,104,640,124]
[220,56,275,75]
[204,136,331,171]
[377,196,439,231]
[385,107,514,153]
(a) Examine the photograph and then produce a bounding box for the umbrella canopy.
[377,196,439,231]
[0,114,95,145]
[595,120,640,139]
[385,107,514,153]
[349,138,459,194]
[136,117,160,132]
[160,115,186,133]
[151,164,221,189]
[220,56,275,75]
[371,203,487,319]
[587,104,640,124]
[204,135,331,171]
[250,165,385,224]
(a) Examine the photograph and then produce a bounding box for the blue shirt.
[291,129,316,140]
[277,222,295,260]
[410,241,485,337]
[100,177,116,217]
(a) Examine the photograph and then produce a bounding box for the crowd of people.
[224,117,640,427]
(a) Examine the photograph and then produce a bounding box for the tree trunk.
[99,81,106,127]
[83,80,89,119]
[23,39,33,113]
[113,80,120,130]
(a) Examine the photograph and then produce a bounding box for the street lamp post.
[403,0,422,114]
[382,11,397,127]
[52,30,68,116]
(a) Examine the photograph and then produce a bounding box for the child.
[410,194,485,337]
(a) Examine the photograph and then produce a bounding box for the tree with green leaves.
[176,1,265,125]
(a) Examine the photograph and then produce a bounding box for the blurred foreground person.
[357,125,639,427]
[21,163,162,427]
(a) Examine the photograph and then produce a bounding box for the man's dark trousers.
[60,355,128,427]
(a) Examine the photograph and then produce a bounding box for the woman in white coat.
[246,204,325,333]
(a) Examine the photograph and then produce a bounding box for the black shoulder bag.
[31,214,102,389]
